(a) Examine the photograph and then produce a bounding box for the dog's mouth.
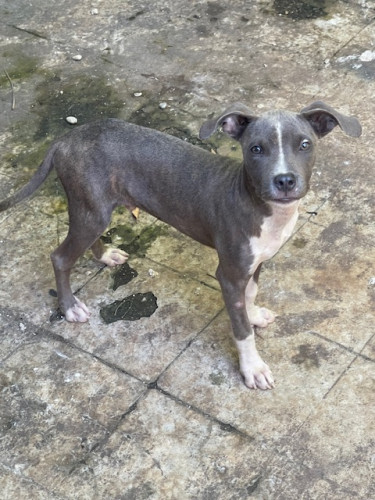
[261,185,308,205]
[272,197,299,204]
[268,198,301,212]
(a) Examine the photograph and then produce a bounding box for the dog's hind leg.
[51,210,114,322]
[90,238,129,267]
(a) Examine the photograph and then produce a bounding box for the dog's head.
[200,101,362,204]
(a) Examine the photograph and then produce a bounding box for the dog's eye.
[300,140,311,151]
[250,145,263,154]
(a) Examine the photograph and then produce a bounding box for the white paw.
[65,298,90,322]
[241,360,275,390]
[247,305,276,328]
[235,336,275,390]
[99,247,129,267]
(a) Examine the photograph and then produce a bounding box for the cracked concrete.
[0,0,374,498]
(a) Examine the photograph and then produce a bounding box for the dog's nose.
[274,173,296,193]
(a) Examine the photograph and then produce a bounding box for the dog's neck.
[267,200,300,225]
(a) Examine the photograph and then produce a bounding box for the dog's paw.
[99,247,129,267]
[235,336,275,390]
[65,298,90,322]
[247,305,276,328]
[241,361,275,390]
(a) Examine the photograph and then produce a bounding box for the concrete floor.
[0,0,374,498]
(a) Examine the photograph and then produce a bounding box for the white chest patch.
[249,201,300,274]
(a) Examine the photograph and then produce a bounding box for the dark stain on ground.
[291,343,330,368]
[33,73,124,140]
[0,48,52,185]
[206,1,226,21]
[102,223,135,244]
[2,141,51,188]
[292,237,308,249]
[127,97,216,152]
[273,0,335,19]
[276,309,339,336]
[100,292,158,323]
[317,221,359,270]
[209,371,226,386]
[302,284,341,302]
[112,263,138,291]
[103,223,168,258]
[0,48,39,87]
[319,221,346,245]
[120,225,167,257]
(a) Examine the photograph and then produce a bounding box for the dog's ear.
[300,101,362,138]
[199,103,256,140]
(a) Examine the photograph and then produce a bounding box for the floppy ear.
[300,101,362,138]
[199,102,256,140]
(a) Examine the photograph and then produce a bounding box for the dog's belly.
[134,201,215,248]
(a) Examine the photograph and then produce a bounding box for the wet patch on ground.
[1,141,51,190]
[100,292,158,323]
[291,343,330,368]
[209,371,226,386]
[111,263,138,291]
[127,98,216,152]
[103,223,169,259]
[0,46,41,88]
[292,237,308,249]
[0,48,51,187]
[33,73,125,140]
[273,0,336,19]
[275,309,340,336]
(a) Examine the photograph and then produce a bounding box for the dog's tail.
[0,143,57,212]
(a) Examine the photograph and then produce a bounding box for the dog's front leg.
[216,264,275,390]
[245,264,276,328]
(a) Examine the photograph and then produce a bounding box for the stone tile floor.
[0,1,374,498]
